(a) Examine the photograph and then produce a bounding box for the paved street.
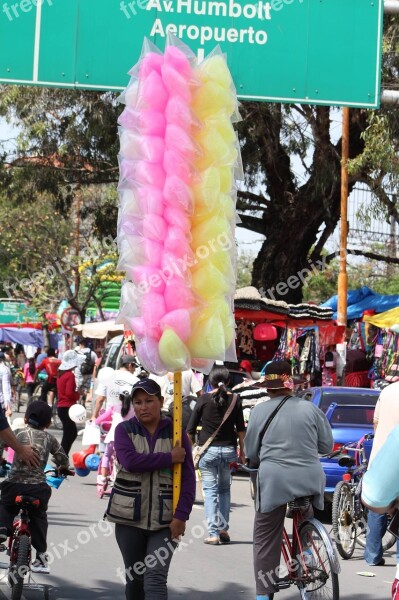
[0,417,394,599]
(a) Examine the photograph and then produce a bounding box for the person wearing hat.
[56,350,81,456]
[108,378,196,600]
[92,354,139,420]
[244,361,333,600]
[0,401,69,574]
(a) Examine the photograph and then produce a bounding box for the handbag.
[192,394,238,469]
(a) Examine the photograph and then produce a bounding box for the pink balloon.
[137,186,164,215]
[163,149,192,182]
[164,280,196,312]
[162,64,191,102]
[141,71,169,111]
[139,52,164,78]
[142,214,167,240]
[163,205,190,233]
[164,175,194,213]
[136,337,167,375]
[129,265,166,293]
[165,96,193,128]
[129,317,146,338]
[160,309,192,342]
[165,124,196,157]
[142,292,167,339]
[164,46,192,79]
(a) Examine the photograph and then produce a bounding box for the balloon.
[197,54,233,89]
[119,131,165,163]
[139,51,164,78]
[165,96,193,128]
[69,404,87,424]
[97,367,115,386]
[161,63,191,102]
[141,71,169,110]
[159,329,191,372]
[163,205,191,233]
[142,214,168,241]
[164,45,192,79]
[159,309,192,342]
[137,185,165,215]
[164,175,194,213]
[136,337,167,375]
[192,81,235,119]
[188,311,225,358]
[164,280,196,312]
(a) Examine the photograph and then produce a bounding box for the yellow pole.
[337,107,350,386]
[173,371,182,511]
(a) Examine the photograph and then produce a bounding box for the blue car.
[299,386,379,501]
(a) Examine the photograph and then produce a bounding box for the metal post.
[336,107,350,386]
[173,371,182,511]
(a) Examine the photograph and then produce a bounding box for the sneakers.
[31,554,50,574]
[393,578,399,600]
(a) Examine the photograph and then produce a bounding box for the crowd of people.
[0,342,398,599]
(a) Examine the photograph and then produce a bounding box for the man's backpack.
[80,351,94,376]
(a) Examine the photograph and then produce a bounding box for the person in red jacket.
[56,350,80,456]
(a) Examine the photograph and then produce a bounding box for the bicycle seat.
[287,496,313,511]
[338,455,356,468]
[15,495,40,508]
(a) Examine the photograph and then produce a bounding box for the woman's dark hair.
[28,357,35,376]
[120,392,132,418]
[208,366,230,409]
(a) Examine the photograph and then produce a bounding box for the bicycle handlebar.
[44,467,75,478]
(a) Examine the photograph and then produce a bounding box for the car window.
[329,405,375,426]
[106,344,121,370]
[320,392,378,413]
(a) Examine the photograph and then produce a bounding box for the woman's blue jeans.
[199,445,237,538]
[364,510,399,565]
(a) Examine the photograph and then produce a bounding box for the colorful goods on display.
[116,36,241,375]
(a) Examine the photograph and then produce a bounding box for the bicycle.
[3,466,74,600]
[31,384,62,430]
[331,434,396,560]
[231,462,340,599]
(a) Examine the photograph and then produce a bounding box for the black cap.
[25,401,52,428]
[121,355,138,366]
[131,378,162,398]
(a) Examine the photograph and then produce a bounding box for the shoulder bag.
[192,393,238,469]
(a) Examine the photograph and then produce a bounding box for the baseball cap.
[25,401,53,428]
[120,355,138,366]
[131,378,162,398]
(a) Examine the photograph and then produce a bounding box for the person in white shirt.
[151,369,202,409]
[92,356,139,419]
[0,352,12,417]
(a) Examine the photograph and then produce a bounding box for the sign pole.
[336,107,350,386]
[173,371,182,511]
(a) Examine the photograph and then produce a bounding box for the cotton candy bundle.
[116,37,242,375]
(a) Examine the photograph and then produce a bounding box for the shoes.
[219,531,230,544]
[392,577,399,599]
[367,558,385,566]
[31,554,50,574]
[204,537,219,545]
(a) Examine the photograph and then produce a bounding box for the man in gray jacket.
[244,361,333,600]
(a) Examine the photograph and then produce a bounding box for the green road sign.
[0,301,38,324]
[0,0,383,107]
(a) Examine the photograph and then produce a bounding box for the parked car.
[298,386,379,501]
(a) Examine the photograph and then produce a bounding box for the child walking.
[0,401,69,573]
[95,388,134,492]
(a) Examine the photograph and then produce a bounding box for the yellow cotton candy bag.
[197,55,232,89]
[158,329,191,372]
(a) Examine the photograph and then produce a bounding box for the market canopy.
[73,320,124,339]
[0,327,44,346]
[322,286,399,320]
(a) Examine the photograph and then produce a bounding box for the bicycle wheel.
[298,519,340,600]
[32,384,42,401]
[8,534,30,600]
[356,509,397,551]
[332,480,356,559]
